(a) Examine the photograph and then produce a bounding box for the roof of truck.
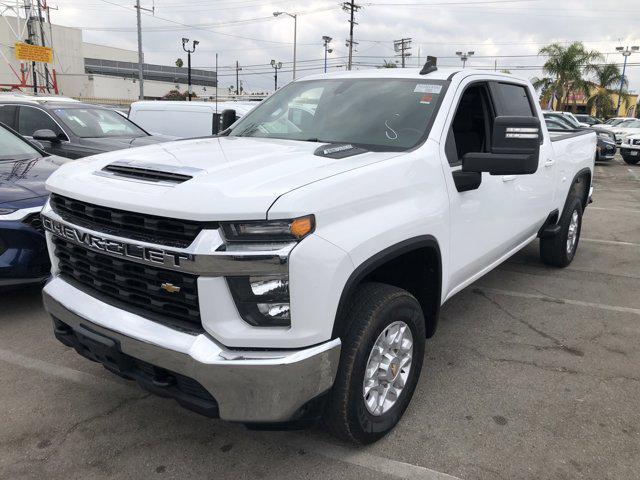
[298,67,521,82]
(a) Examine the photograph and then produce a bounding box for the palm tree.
[532,42,602,111]
[586,63,628,118]
[378,60,398,68]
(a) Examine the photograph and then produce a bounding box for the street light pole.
[273,11,297,79]
[271,59,283,90]
[322,36,333,73]
[182,38,199,101]
[615,45,639,116]
[455,50,474,68]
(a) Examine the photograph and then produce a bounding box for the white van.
[128,100,259,138]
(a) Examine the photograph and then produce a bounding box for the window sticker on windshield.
[419,94,433,104]
[414,84,442,94]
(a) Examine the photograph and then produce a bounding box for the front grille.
[54,237,201,327]
[23,212,44,233]
[50,194,217,248]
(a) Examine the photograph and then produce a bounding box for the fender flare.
[331,235,442,339]
[564,167,592,213]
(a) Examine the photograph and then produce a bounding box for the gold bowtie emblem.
[160,282,181,294]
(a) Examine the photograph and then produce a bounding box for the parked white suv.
[41,63,596,444]
[620,133,640,164]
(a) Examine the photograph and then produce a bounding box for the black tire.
[622,154,640,165]
[540,196,583,267]
[324,282,426,445]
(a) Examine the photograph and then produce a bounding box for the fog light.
[250,276,289,297]
[257,303,291,322]
[227,275,291,327]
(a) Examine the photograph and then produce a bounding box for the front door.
[440,78,533,296]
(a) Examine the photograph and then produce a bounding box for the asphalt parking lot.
[1,155,638,480]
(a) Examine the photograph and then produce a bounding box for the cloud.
[51,0,640,93]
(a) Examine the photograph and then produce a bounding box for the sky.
[46,0,640,94]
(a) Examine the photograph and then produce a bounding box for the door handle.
[502,175,517,182]
[544,158,555,168]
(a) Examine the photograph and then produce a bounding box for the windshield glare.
[228,78,446,150]
[0,126,40,161]
[54,107,147,138]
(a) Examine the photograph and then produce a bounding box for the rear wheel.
[540,196,583,267]
[324,283,425,445]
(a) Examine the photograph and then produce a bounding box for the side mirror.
[32,129,61,143]
[462,116,541,175]
[30,139,45,150]
[220,109,237,131]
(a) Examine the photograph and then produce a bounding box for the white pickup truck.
[41,61,596,444]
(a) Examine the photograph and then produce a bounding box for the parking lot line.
[475,287,640,317]
[0,347,462,480]
[274,434,463,480]
[581,237,640,247]
[0,348,128,390]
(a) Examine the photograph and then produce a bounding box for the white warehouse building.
[0,16,218,102]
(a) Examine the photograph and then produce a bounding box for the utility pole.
[24,0,38,94]
[393,38,412,68]
[36,0,50,92]
[182,38,199,101]
[235,61,242,95]
[615,45,639,116]
[322,36,333,73]
[215,53,218,113]
[342,1,362,70]
[134,1,154,100]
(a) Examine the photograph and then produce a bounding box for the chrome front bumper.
[42,277,341,423]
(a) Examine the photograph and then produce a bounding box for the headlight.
[221,215,315,242]
[0,208,17,215]
[598,132,615,142]
[227,275,291,327]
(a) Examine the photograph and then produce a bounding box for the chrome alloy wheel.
[363,321,413,416]
[566,210,579,255]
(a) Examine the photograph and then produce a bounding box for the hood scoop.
[98,160,203,185]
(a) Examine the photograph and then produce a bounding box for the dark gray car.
[0,99,169,159]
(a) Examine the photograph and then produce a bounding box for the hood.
[45,136,402,220]
[0,155,68,207]
[78,135,170,152]
[613,127,640,135]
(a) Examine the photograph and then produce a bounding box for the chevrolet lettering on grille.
[42,216,193,268]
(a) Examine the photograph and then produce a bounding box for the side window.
[17,107,63,137]
[446,83,495,166]
[492,83,534,117]
[0,105,17,128]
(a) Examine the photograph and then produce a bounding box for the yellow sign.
[14,43,53,64]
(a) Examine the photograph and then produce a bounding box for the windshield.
[0,126,41,161]
[619,119,640,128]
[228,78,447,151]
[54,107,147,138]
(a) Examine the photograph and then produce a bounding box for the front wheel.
[622,154,640,165]
[540,196,583,267]
[324,283,426,445]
